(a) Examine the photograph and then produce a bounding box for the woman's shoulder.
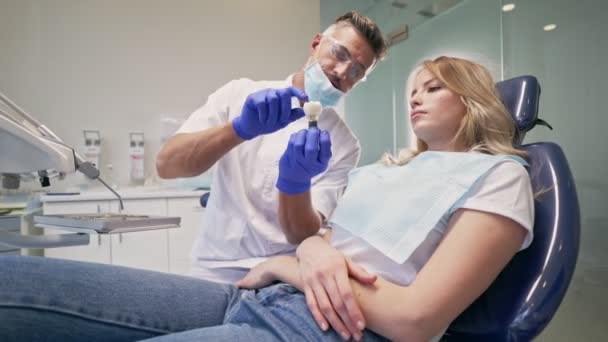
[454,157,535,249]
[465,157,533,208]
[486,158,530,183]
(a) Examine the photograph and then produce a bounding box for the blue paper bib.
[328,151,527,264]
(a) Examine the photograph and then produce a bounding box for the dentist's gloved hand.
[232,87,309,140]
[277,128,332,194]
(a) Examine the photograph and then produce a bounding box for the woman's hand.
[235,256,293,289]
[296,236,377,341]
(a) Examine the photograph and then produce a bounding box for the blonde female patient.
[0,57,534,342]
[236,56,535,342]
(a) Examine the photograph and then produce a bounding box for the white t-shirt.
[330,160,534,341]
[177,76,361,283]
[330,160,535,286]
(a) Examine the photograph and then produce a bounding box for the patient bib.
[328,151,527,264]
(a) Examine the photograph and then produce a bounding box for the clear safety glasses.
[322,35,376,84]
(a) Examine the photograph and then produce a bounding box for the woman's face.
[409,68,467,151]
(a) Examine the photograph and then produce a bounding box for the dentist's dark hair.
[330,11,388,60]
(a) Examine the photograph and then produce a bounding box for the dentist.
[156,11,387,284]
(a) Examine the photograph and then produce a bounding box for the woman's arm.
[295,232,376,341]
[344,208,527,341]
[237,231,375,341]
[240,208,526,341]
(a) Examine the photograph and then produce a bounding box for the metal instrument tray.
[34,213,181,234]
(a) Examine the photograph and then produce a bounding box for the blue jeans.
[0,256,389,341]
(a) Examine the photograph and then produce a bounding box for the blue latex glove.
[232,87,309,140]
[277,128,332,194]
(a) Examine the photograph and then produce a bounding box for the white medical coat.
[176,76,361,283]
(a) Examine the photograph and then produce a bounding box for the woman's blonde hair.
[383,56,526,165]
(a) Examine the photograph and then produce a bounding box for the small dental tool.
[303,101,322,128]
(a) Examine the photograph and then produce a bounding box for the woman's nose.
[410,94,422,108]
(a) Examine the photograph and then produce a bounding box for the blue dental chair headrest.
[443,76,581,341]
[495,75,552,144]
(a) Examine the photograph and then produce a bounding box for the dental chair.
[443,76,581,341]
[197,76,580,341]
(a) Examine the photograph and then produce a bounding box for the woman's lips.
[411,110,427,119]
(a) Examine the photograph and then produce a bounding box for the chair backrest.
[444,76,581,341]
[200,191,210,208]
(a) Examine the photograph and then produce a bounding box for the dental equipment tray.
[34,213,181,234]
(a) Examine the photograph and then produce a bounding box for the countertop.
[40,187,209,202]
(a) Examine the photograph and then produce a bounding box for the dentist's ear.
[310,33,323,52]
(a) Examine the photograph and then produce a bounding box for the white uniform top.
[177,76,361,283]
[331,160,534,286]
[330,160,534,341]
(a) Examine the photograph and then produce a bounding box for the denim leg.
[139,323,279,341]
[225,283,391,342]
[0,255,239,342]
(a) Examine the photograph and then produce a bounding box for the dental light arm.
[0,90,174,249]
[0,90,124,211]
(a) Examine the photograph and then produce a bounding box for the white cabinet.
[167,197,205,275]
[41,189,206,275]
[109,199,169,272]
[43,200,112,264]
[0,216,21,255]
[0,213,39,256]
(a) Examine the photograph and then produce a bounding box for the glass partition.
[502,1,607,340]
[321,0,607,339]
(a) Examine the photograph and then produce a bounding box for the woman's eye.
[428,86,441,92]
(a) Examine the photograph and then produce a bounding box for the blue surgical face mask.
[304,61,344,107]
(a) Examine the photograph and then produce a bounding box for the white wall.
[0,0,320,190]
